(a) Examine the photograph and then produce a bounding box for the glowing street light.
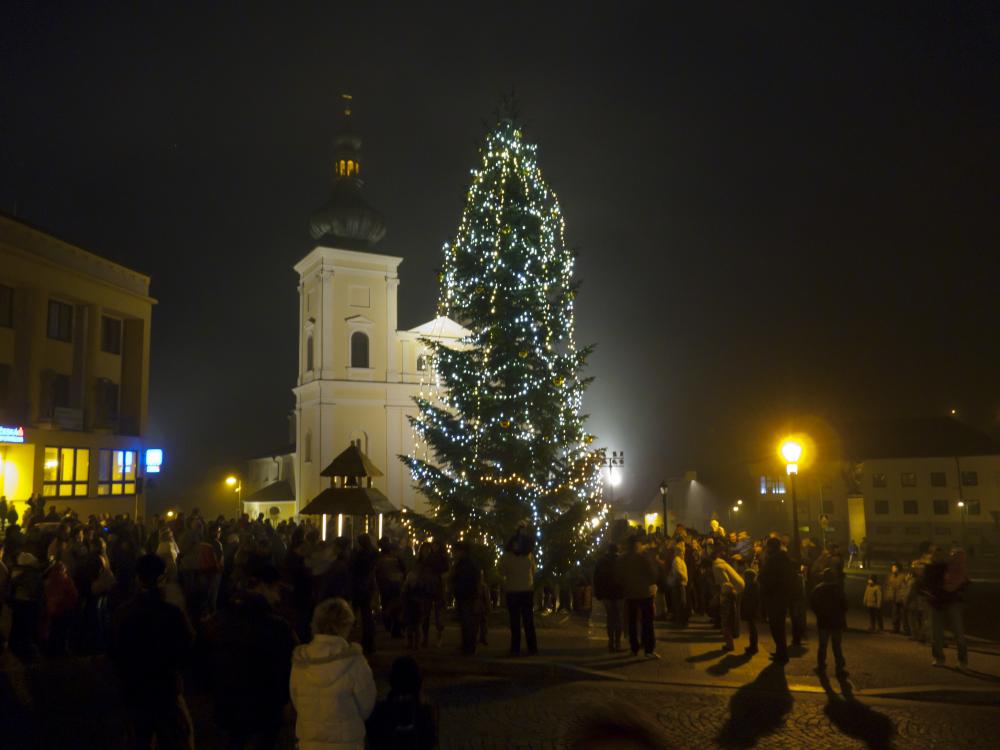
[781,440,803,475]
[780,438,805,560]
[225,474,242,516]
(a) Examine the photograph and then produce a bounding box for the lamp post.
[957,500,967,547]
[226,475,242,518]
[659,480,668,536]
[781,439,803,561]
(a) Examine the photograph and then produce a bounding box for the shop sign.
[0,425,25,444]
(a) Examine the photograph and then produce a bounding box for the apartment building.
[0,215,155,519]
[747,418,1000,558]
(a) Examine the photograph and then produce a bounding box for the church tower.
[293,97,404,511]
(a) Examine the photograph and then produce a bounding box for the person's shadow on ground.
[706,652,753,676]
[817,671,895,750]
[715,661,793,748]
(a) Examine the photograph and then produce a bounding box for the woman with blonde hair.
[290,597,376,750]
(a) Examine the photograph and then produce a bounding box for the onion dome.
[309,95,387,247]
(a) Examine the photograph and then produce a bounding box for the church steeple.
[309,94,387,247]
[332,94,362,180]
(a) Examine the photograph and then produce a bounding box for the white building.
[242,104,464,520]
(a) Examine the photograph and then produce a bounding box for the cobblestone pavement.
[427,675,1000,749]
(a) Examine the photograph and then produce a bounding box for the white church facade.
[242,101,464,520]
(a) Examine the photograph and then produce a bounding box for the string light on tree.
[401,105,606,573]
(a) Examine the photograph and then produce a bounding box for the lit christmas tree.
[402,111,606,574]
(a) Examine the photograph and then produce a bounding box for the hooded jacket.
[290,634,376,750]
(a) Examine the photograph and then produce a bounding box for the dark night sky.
[2,3,999,508]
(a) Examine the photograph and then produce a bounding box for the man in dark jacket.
[451,542,481,655]
[593,542,624,651]
[808,567,848,676]
[201,556,297,749]
[616,536,659,658]
[111,554,194,750]
[758,537,793,664]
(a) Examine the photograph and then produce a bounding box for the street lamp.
[957,500,967,547]
[780,439,803,561]
[659,480,668,536]
[225,475,242,517]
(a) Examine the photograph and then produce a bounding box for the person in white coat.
[290,597,376,750]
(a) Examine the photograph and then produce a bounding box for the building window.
[43,447,89,497]
[905,526,922,535]
[47,300,73,342]
[932,499,949,515]
[0,363,10,409]
[306,335,314,371]
[97,449,137,495]
[934,526,951,537]
[874,525,892,535]
[759,476,786,495]
[961,471,978,487]
[416,354,428,372]
[966,500,981,516]
[96,379,120,427]
[900,472,916,487]
[930,471,947,487]
[874,500,889,514]
[304,431,312,463]
[871,473,887,488]
[40,371,71,418]
[101,316,122,354]
[350,331,369,368]
[0,284,12,327]
[902,500,918,515]
[821,499,834,515]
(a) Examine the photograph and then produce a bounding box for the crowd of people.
[591,519,972,675]
[0,494,974,748]
[0,498,446,749]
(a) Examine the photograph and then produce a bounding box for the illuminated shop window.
[43,446,89,497]
[759,475,786,495]
[98,449,137,496]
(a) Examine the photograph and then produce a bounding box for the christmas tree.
[402,111,606,574]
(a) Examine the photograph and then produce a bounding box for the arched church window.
[339,159,346,176]
[306,334,314,371]
[346,159,355,175]
[416,354,428,372]
[304,431,312,463]
[350,331,370,369]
